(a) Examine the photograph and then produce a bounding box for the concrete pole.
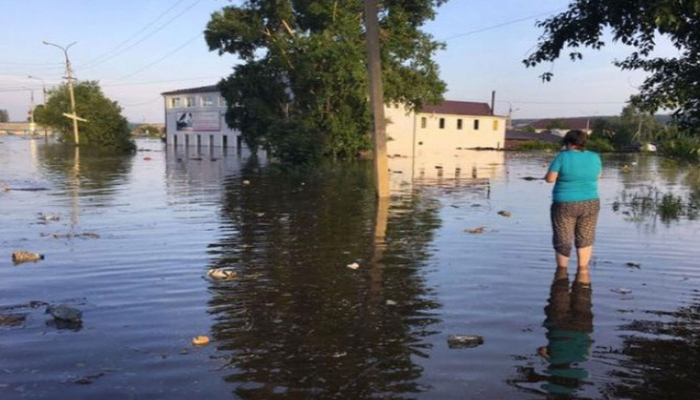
[364,0,389,198]
[28,76,48,139]
[43,41,80,145]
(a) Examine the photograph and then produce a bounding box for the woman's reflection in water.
[537,267,593,396]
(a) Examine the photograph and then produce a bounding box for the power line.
[440,8,565,42]
[79,0,203,71]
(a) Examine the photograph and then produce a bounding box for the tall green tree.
[523,0,700,129]
[205,0,447,164]
[0,109,9,122]
[34,81,135,152]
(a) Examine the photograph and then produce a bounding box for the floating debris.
[386,299,397,306]
[521,176,541,181]
[46,304,82,322]
[37,212,60,223]
[346,262,360,270]
[72,372,106,385]
[611,288,632,295]
[207,268,238,280]
[242,180,251,185]
[192,336,210,346]
[0,313,27,327]
[497,210,512,217]
[12,250,44,264]
[626,262,641,268]
[447,334,484,349]
[466,226,485,234]
[45,232,100,239]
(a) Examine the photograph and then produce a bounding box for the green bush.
[587,138,614,153]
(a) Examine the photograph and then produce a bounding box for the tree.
[0,109,9,122]
[523,0,700,129]
[205,0,447,164]
[34,81,135,152]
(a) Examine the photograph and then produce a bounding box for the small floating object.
[611,288,632,295]
[497,210,512,217]
[385,299,397,306]
[521,176,541,181]
[447,334,484,349]
[46,304,82,322]
[466,226,485,234]
[626,262,641,268]
[191,335,210,346]
[242,180,251,185]
[12,250,45,264]
[37,212,60,222]
[346,262,360,270]
[207,268,238,280]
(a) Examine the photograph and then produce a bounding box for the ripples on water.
[1,137,699,399]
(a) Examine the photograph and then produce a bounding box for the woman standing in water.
[545,130,602,283]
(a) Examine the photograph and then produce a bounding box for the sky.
[0,0,675,123]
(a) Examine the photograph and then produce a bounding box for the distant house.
[161,85,240,148]
[525,117,593,136]
[504,130,562,149]
[385,100,506,157]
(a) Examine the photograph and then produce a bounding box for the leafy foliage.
[205,0,447,164]
[34,81,135,152]
[524,0,700,128]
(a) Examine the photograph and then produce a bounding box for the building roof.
[161,85,219,96]
[526,117,591,131]
[420,100,493,116]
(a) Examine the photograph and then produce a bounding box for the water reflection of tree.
[611,156,700,227]
[597,297,700,399]
[36,142,133,192]
[206,159,442,399]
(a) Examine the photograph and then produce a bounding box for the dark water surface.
[1,136,699,399]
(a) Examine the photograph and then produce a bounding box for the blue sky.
[0,0,671,123]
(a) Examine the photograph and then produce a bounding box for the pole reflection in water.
[537,270,594,396]
[204,160,442,399]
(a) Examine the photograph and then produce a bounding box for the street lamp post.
[43,41,81,145]
[28,75,48,139]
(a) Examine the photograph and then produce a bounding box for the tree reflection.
[36,141,133,192]
[597,296,700,399]
[205,159,442,398]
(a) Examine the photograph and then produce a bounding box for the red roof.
[420,100,492,116]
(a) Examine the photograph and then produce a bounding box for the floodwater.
[1,136,699,399]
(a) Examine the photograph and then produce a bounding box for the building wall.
[163,90,240,148]
[385,104,506,157]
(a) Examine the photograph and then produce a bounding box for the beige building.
[161,85,240,148]
[384,100,506,189]
[385,100,506,156]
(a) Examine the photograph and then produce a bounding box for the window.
[473,119,480,130]
[439,118,445,129]
[421,117,427,129]
[457,119,463,130]
[170,97,181,108]
[186,96,196,107]
[202,96,215,107]
[493,120,499,130]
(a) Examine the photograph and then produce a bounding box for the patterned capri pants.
[550,199,600,257]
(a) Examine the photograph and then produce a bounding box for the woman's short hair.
[562,130,588,148]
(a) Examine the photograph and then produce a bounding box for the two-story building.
[161,85,240,149]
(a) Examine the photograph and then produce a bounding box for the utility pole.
[43,41,84,145]
[364,0,389,198]
[28,75,48,139]
[28,89,35,135]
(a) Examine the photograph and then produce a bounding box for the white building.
[161,85,240,149]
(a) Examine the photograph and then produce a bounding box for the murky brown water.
[1,136,699,399]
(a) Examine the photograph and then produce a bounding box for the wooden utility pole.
[364,0,389,198]
[44,41,84,145]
